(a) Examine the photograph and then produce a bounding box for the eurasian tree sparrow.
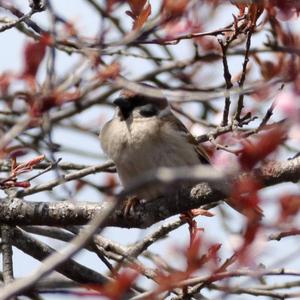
[100,90,209,199]
[100,90,263,218]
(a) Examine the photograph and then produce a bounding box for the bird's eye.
[139,104,158,117]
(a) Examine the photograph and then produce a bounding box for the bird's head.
[113,89,170,121]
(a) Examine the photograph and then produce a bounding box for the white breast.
[100,116,200,198]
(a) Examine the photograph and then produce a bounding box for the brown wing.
[162,113,265,218]
[188,135,210,164]
[163,113,265,218]
[163,113,210,164]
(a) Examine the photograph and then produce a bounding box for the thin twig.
[233,27,254,123]
[269,229,300,241]
[0,8,36,33]
[219,40,233,127]
[16,161,114,197]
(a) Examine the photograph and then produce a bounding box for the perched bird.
[100,89,263,218]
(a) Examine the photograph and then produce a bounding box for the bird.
[100,88,263,218]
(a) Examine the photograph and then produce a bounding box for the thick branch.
[11,227,107,284]
[1,226,14,284]
[0,157,299,228]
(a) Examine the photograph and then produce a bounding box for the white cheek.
[100,118,129,160]
[131,109,141,119]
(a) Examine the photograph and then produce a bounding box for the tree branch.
[0,198,119,300]
[1,226,14,284]
[0,157,299,228]
[11,227,107,284]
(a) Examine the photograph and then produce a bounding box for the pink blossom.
[211,150,239,171]
[275,91,300,119]
[164,20,193,38]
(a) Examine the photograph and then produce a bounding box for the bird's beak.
[113,97,131,109]
[113,97,132,120]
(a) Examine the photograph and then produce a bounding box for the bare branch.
[11,227,108,284]
[1,226,14,284]
[0,157,299,228]
[16,161,114,197]
[0,198,119,300]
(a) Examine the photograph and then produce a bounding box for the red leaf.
[22,34,52,79]
[98,62,121,81]
[133,3,151,30]
[105,175,118,189]
[30,95,57,117]
[63,21,77,37]
[232,177,262,264]
[0,72,12,96]
[29,91,81,117]
[22,154,45,168]
[106,0,122,12]
[14,181,31,188]
[186,229,221,273]
[268,0,300,20]
[230,1,264,24]
[239,127,286,170]
[155,271,189,296]
[8,149,29,159]
[75,180,86,192]
[248,3,264,24]
[154,232,221,297]
[230,0,247,15]
[126,0,151,30]
[163,0,189,18]
[0,179,31,189]
[127,0,147,17]
[280,194,300,221]
[86,269,138,300]
[237,222,260,264]
[12,155,45,176]
[230,176,263,221]
[206,243,222,265]
[243,223,259,247]
[189,208,214,218]
[186,231,202,271]
[2,146,29,159]
[180,211,204,246]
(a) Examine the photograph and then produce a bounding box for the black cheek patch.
[139,104,158,117]
[120,107,132,120]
